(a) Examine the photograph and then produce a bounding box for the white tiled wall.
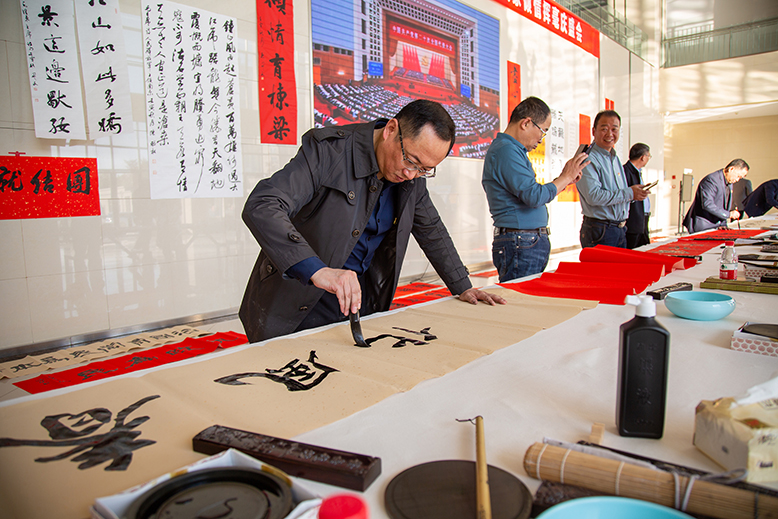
[0,0,664,351]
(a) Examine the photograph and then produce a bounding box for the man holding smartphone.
[482,96,588,282]
[624,143,653,249]
[577,110,650,248]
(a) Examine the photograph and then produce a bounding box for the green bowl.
[664,291,735,321]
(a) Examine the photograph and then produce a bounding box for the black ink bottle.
[616,295,670,439]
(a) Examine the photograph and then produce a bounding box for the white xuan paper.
[74,0,134,140]
[21,0,87,140]
[142,1,243,199]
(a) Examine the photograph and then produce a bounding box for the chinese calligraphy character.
[0,395,160,471]
[96,66,116,82]
[43,34,64,54]
[46,60,68,83]
[270,23,285,44]
[31,169,55,194]
[0,167,24,192]
[91,17,111,29]
[98,112,122,133]
[267,82,288,110]
[636,387,652,406]
[269,53,284,79]
[46,90,72,109]
[49,117,71,134]
[91,40,115,55]
[126,356,156,368]
[67,167,91,194]
[639,357,654,376]
[267,115,290,140]
[264,0,287,16]
[9,361,41,373]
[39,356,66,365]
[78,367,119,380]
[38,5,59,27]
[89,0,107,5]
[364,327,437,348]
[214,351,338,391]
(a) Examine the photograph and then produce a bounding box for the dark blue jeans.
[580,218,627,248]
[492,231,551,282]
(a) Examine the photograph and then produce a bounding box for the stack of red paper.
[500,245,691,304]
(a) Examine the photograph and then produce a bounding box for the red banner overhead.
[0,156,100,219]
[494,0,600,58]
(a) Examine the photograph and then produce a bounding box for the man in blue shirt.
[577,110,649,248]
[482,97,588,282]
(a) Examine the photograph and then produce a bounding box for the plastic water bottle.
[719,241,738,280]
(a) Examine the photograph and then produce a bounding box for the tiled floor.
[0,249,584,404]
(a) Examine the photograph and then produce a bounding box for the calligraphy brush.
[457,416,492,519]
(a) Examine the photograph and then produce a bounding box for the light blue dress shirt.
[577,143,633,221]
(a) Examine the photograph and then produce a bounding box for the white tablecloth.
[293,235,778,516]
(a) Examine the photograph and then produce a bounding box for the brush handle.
[475,416,491,519]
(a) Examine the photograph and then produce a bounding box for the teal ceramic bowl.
[536,496,693,519]
[664,291,735,321]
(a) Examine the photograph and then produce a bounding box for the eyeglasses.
[397,124,436,178]
[531,120,547,138]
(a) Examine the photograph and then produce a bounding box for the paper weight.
[125,467,294,519]
[384,460,531,519]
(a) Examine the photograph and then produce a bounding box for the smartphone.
[575,143,592,155]
[642,180,658,190]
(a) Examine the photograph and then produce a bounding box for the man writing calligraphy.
[240,99,505,343]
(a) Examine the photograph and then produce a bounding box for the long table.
[292,228,778,516]
[2,226,777,518]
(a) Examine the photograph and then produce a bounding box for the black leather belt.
[496,227,549,235]
[583,216,626,228]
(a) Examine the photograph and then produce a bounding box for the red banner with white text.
[494,0,599,58]
[258,0,297,144]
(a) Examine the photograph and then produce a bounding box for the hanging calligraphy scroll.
[142,1,243,199]
[507,61,521,113]
[74,0,133,140]
[20,0,87,140]
[492,0,599,58]
[0,156,99,220]
[258,0,297,144]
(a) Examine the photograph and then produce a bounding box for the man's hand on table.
[458,288,507,306]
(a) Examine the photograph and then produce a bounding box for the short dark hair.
[509,96,550,126]
[593,110,621,128]
[395,99,456,153]
[725,158,749,171]
[629,143,650,161]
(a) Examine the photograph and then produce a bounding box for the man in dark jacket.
[683,159,749,234]
[623,143,652,249]
[240,99,505,343]
[743,179,778,217]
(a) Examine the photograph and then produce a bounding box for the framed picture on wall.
[311,0,501,159]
